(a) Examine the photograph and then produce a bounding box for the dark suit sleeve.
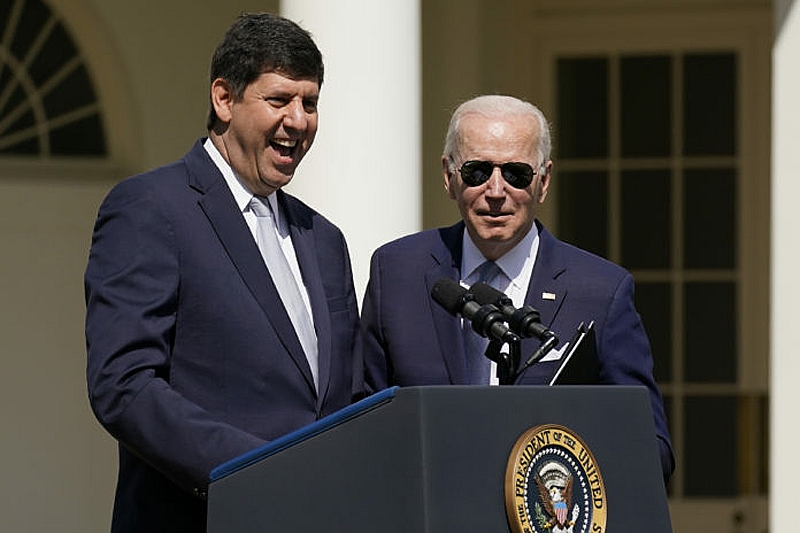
[361,248,390,394]
[84,180,264,494]
[597,272,675,482]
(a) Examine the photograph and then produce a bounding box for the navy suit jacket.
[85,140,361,532]
[361,220,674,481]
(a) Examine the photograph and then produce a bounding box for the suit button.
[193,487,207,500]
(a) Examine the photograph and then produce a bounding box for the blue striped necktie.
[464,261,503,384]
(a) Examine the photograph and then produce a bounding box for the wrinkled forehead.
[456,113,540,163]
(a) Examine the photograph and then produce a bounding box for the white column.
[771,1,800,531]
[281,0,421,304]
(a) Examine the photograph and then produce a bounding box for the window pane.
[1,83,27,120]
[635,282,672,382]
[683,53,736,156]
[29,22,77,86]
[10,0,48,59]
[684,395,738,496]
[757,395,769,494]
[1,136,39,155]
[621,55,671,157]
[3,107,37,154]
[683,168,737,269]
[43,65,98,118]
[557,58,608,158]
[49,114,106,156]
[621,169,671,269]
[684,282,737,383]
[557,171,608,257]
[0,64,10,94]
[0,2,13,34]
[0,0,107,158]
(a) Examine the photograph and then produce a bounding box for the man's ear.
[537,161,553,204]
[210,78,234,124]
[442,156,457,199]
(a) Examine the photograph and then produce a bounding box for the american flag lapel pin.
[542,292,557,301]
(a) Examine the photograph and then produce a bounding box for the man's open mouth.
[271,138,297,158]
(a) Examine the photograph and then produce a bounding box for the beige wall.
[0,173,115,531]
[66,0,280,172]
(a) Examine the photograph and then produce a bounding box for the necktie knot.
[475,260,502,287]
[250,197,272,218]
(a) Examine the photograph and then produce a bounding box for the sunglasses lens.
[460,161,493,186]
[501,163,534,189]
[458,161,535,189]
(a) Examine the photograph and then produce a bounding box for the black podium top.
[208,386,671,533]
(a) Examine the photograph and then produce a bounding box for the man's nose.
[283,99,308,130]
[484,167,506,196]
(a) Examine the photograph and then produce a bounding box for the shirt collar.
[203,138,255,214]
[204,137,286,237]
[461,223,540,294]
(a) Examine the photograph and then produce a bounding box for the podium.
[207,386,672,532]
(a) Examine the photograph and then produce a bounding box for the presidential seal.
[505,424,607,533]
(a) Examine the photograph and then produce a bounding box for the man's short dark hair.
[206,12,324,129]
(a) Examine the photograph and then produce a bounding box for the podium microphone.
[430,278,518,344]
[469,282,558,345]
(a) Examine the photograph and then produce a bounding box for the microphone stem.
[492,336,521,385]
[516,335,559,378]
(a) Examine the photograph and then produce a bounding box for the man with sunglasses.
[360,94,674,483]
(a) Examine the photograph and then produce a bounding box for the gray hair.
[442,95,552,168]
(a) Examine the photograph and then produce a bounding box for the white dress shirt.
[460,224,540,384]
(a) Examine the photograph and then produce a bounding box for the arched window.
[0,0,106,156]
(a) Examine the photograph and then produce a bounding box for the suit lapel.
[525,224,569,327]
[519,222,569,377]
[426,223,470,384]
[187,143,316,394]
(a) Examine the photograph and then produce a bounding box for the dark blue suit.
[85,140,360,532]
[361,220,674,481]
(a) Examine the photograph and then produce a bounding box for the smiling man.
[360,95,674,484]
[85,13,361,533]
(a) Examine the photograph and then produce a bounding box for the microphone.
[431,278,518,344]
[469,282,558,345]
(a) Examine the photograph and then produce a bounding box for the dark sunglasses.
[457,160,537,189]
